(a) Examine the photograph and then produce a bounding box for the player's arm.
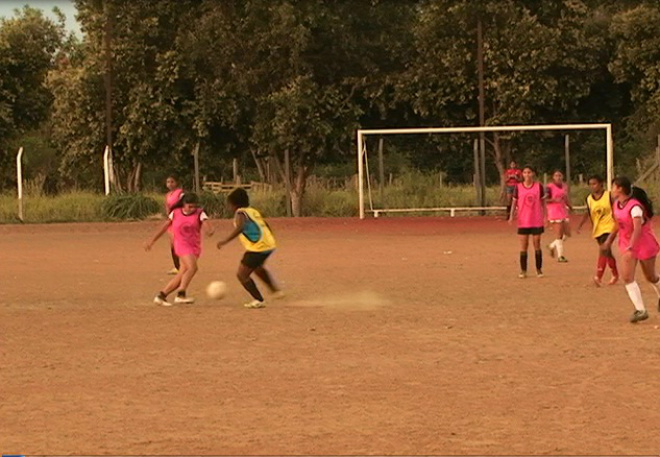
[576,197,590,233]
[627,207,644,253]
[601,225,619,252]
[144,219,172,251]
[201,211,214,237]
[217,212,246,249]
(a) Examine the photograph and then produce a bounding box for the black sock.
[158,291,167,299]
[519,251,528,271]
[171,247,180,269]
[177,290,186,297]
[242,278,264,301]
[535,250,543,271]
[256,269,277,292]
[506,205,511,217]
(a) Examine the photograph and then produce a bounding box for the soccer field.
[2,217,659,455]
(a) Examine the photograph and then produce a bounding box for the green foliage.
[0,191,103,223]
[100,193,160,220]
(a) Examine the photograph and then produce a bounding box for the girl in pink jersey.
[602,177,660,323]
[145,193,214,306]
[165,175,185,275]
[508,165,545,278]
[546,170,572,263]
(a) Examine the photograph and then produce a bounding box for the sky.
[0,0,81,36]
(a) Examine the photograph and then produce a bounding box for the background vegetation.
[2,0,660,221]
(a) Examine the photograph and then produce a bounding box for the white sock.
[625,281,646,311]
[549,239,557,249]
[651,277,660,298]
[556,239,564,258]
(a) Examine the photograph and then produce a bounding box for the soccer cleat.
[558,256,568,263]
[518,271,527,279]
[593,276,603,287]
[547,244,556,259]
[272,290,286,300]
[167,268,179,275]
[244,300,266,309]
[536,270,544,278]
[608,276,619,286]
[153,295,172,307]
[174,296,195,304]
[629,309,649,323]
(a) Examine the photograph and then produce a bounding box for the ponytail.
[632,186,654,219]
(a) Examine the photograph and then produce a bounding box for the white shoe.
[166,268,179,275]
[174,295,195,304]
[272,290,285,300]
[244,300,266,309]
[154,295,172,307]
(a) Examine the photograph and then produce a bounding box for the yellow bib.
[235,207,276,252]
[587,191,616,238]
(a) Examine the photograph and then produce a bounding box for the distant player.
[504,161,523,218]
[216,188,282,309]
[546,170,572,263]
[508,165,545,278]
[601,177,660,323]
[165,175,184,275]
[145,193,214,306]
[576,175,618,286]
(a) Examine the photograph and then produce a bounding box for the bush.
[101,193,161,220]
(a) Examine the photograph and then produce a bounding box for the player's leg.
[505,188,513,219]
[621,254,648,323]
[167,231,179,274]
[555,221,567,262]
[518,233,530,278]
[594,234,608,286]
[154,264,185,306]
[562,218,572,238]
[639,255,660,312]
[532,232,543,277]
[238,253,266,308]
[174,254,198,304]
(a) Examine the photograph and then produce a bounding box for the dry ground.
[2,217,659,455]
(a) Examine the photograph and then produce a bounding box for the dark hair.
[522,165,536,174]
[181,192,199,205]
[167,175,179,183]
[613,176,654,218]
[227,188,250,208]
[588,174,604,184]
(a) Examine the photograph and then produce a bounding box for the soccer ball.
[206,281,227,300]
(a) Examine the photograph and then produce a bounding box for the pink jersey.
[165,188,184,213]
[613,198,659,260]
[546,182,569,221]
[169,208,208,257]
[515,182,544,228]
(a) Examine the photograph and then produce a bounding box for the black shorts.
[517,227,544,235]
[241,251,273,269]
[596,233,611,245]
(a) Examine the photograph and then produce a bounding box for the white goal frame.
[356,123,614,219]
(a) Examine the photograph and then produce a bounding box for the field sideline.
[2,217,659,454]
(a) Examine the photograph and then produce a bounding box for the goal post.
[356,123,614,219]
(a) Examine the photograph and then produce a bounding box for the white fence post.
[17,147,24,221]
[103,145,111,195]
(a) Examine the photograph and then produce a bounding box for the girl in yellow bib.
[216,188,283,308]
[577,175,619,286]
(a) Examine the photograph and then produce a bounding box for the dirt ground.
[2,216,660,455]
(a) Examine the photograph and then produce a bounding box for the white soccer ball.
[206,281,227,300]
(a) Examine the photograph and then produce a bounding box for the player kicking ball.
[216,188,283,309]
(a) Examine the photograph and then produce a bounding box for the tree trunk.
[489,133,507,204]
[290,163,308,217]
[250,149,267,182]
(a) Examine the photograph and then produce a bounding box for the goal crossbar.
[356,123,613,219]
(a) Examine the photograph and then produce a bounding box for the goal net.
[356,124,613,219]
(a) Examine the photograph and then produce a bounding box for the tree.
[0,6,66,188]
[404,0,607,187]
